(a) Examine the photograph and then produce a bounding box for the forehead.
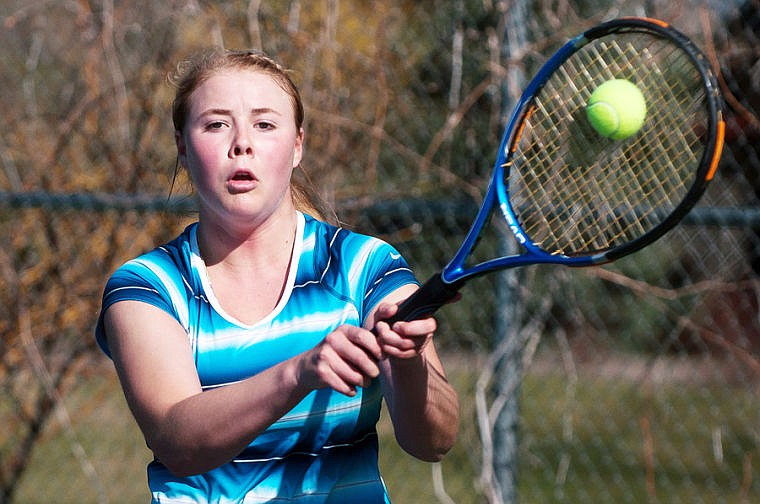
[188,69,292,113]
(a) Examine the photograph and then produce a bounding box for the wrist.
[287,353,317,396]
[386,352,426,370]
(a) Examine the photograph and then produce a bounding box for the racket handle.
[385,272,462,324]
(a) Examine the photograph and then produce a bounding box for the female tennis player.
[95,49,459,503]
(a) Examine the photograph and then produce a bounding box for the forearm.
[142,356,309,476]
[380,351,459,462]
[139,323,383,476]
[109,299,385,478]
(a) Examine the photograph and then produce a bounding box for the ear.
[175,130,187,166]
[291,128,304,168]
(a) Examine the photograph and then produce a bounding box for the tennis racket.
[386,17,726,324]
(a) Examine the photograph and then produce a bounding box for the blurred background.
[1,0,758,502]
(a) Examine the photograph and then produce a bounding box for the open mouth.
[231,171,254,181]
[226,170,257,192]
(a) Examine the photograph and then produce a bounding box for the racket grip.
[385,272,462,325]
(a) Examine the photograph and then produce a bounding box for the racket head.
[494,17,725,267]
[394,18,725,323]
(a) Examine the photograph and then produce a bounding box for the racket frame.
[441,17,725,286]
[387,17,725,324]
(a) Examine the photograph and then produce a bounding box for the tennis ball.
[586,79,647,140]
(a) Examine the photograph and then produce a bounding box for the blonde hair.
[170,49,326,220]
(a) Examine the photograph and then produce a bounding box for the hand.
[298,325,383,396]
[373,302,437,361]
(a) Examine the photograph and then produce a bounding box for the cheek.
[258,138,299,174]
[188,138,218,164]
[185,137,222,172]
[184,143,222,190]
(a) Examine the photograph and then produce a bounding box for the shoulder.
[114,224,195,277]
[96,224,199,356]
[299,213,417,316]
[302,214,403,269]
[102,223,200,311]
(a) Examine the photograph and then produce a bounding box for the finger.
[321,369,358,396]
[324,327,382,377]
[336,325,383,361]
[338,329,383,370]
[375,324,417,351]
[375,325,433,360]
[373,302,398,320]
[326,359,369,396]
[309,344,373,396]
[388,317,437,339]
[380,339,430,360]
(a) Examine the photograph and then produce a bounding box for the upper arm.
[104,300,202,441]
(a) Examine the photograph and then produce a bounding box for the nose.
[230,128,254,157]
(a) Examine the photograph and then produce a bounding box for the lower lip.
[227,179,257,192]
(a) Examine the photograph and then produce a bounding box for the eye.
[254,120,276,131]
[206,121,226,131]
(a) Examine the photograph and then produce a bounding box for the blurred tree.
[0,1,502,498]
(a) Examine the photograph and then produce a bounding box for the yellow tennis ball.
[586,79,647,140]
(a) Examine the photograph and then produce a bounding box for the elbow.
[161,462,197,479]
[160,456,204,478]
[410,445,454,463]
[146,430,224,477]
[154,446,230,477]
[149,441,207,477]
[398,427,458,463]
[140,408,243,477]
[168,464,209,479]
[425,449,452,463]
[435,422,460,461]
[397,406,460,463]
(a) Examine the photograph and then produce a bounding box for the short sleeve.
[355,238,419,323]
[94,255,187,358]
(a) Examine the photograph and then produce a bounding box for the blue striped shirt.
[95,212,418,503]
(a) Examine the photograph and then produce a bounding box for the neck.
[196,211,301,326]
[197,207,299,270]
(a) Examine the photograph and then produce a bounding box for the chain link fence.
[1,0,759,502]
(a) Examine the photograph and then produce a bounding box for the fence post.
[492,1,530,502]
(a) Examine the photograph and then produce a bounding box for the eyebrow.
[199,107,282,117]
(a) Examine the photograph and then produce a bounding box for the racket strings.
[509,32,707,256]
